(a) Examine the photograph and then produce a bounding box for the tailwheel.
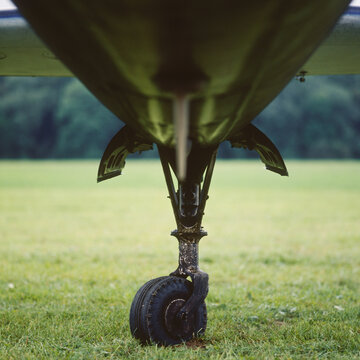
[129,276,207,346]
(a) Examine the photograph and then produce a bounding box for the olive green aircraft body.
[10,1,351,148]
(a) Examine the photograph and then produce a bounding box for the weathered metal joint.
[171,227,207,243]
[170,231,209,319]
[170,227,207,276]
[176,270,209,319]
[179,183,200,226]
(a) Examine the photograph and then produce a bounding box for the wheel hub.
[164,299,195,338]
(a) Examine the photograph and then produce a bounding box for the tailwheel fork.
[129,145,217,346]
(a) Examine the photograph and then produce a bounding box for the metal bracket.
[97,125,153,182]
[170,229,207,276]
[228,124,288,176]
[159,146,217,229]
[177,270,209,320]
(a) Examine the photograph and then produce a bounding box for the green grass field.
[0,160,359,359]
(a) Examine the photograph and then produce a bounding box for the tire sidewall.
[142,277,207,346]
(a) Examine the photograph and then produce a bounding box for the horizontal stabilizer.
[97,126,153,182]
[228,124,288,176]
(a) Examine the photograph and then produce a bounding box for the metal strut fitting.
[170,219,209,319]
[159,146,217,319]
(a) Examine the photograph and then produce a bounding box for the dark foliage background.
[0,75,359,159]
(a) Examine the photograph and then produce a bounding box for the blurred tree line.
[0,75,359,159]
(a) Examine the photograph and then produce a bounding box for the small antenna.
[296,70,307,83]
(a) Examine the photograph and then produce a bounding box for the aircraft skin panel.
[2,1,353,147]
[1,7,359,78]
[0,10,72,76]
[302,6,360,75]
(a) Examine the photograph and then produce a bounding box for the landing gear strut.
[129,145,217,345]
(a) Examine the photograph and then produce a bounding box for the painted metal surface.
[229,124,288,176]
[97,125,153,182]
[1,6,359,78]
[0,10,71,76]
[301,6,360,75]
[6,1,351,147]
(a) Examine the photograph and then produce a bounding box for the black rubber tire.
[129,276,167,340]
[129,276,207,346]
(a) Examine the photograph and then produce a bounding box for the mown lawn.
[0,160,359,359]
